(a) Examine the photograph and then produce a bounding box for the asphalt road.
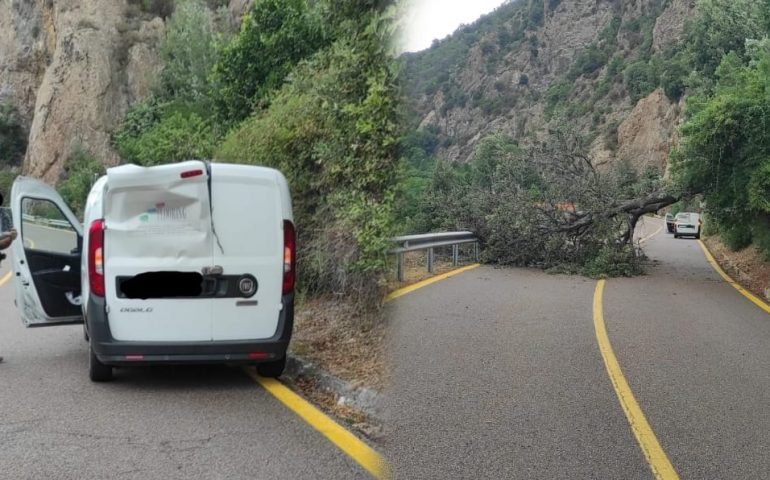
[0,262,369,479]
[383,218,770,478]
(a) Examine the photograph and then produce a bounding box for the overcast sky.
[401,0,510,52]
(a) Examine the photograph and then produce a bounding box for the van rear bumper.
[86,294,294,366]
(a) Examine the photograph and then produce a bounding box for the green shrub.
[721,224,752,251]
[158,0,217,103]
[0,170,15,205]
[57,149,106,218]
[624,60,658,102]
[114,107,216,166]
[567,45,609,80]
[659,54,690,101]
[210,0,329,123]
[751,215,770,260]
[217,7,400,306]
[544,81,573,118]
[582,245,642,278]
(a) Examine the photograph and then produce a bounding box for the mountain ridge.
[403,0,695,174]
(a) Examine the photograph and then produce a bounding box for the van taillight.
[88,219,105,297]
[283,220,296,295]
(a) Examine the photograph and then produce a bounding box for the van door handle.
[202,265,223,276]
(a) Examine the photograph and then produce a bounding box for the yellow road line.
[0,271,10,287]
[385,263,481,303]
[639,220,664,245]
[698,240,770,315]
[244,369,389,479]
[593,280,679,480]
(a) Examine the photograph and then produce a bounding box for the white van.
[674,212,702,239]
[9,160,295,382]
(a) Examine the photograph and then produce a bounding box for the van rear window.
[119,272,203,299]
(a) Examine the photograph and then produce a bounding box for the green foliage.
[624,60,658,102]
[114,105,216,166]
[0,102,26,168]
[568,45,609,81]
[684,0,769,75]
[217,6,400,304]
[57,149,106,218]
[672,41,770,254]
[158,0,218,103]
[606,55,625,78]
[544,80,573,119]
[210,0,329,122]
[0,170,14,205]
[582,244,642,278]
[659,52,690,101]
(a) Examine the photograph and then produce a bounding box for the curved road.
[383,218,770,478]
[0,261,372,479]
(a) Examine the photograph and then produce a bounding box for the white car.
[9,160,295,382]
[674,212,702,239]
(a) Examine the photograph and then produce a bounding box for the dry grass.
[290,296,387,390]
[704,236,770,302]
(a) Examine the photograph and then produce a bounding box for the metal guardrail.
[391,231,479,282]
[21,213,72,229]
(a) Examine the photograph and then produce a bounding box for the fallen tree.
[421,130,680,276]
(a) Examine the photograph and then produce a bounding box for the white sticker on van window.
[130,202,198,235]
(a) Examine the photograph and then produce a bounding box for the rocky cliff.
[0,0,251,184]
[403,0,695,174]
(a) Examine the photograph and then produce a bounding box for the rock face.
[406,0,696,172]
[616,87,681,173]
[0,0,164,183]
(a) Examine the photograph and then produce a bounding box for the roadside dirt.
[287,296,386,438]
[291,296,386,390]
[704,236,770,302]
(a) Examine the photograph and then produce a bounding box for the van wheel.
[83,324,89,342]
[695,230,701,240]
[674,234,679,239]
[89,346,113,382]
[257,356,286,378]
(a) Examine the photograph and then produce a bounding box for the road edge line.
[697,239,770,315]
[593,280,679,480]
[244,368,389,479]
[0,271,11,287]
[384,263,480,303]
[639,220,664,245]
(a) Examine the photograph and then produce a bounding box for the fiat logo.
[239,276,257,297]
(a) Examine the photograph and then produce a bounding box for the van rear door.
[209,164,286,341]
[9,177,84,326]
[103,161,213,342]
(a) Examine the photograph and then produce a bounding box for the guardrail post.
[396,252,405,282]
[452,244,459,266]
[427,247,434,274]
[474,242,479,262]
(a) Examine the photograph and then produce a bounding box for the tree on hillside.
[210,0,329,122]
[159,0,218,103]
